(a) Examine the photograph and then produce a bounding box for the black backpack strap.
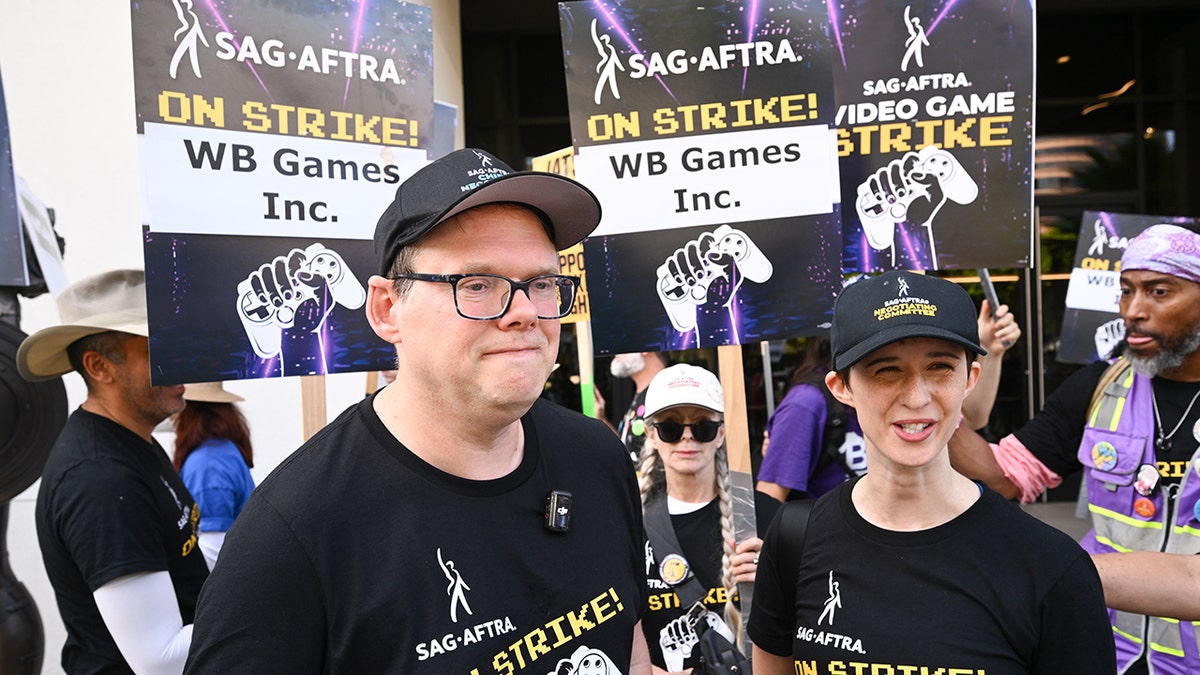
[798,375,852,479]
[643,493,708,608]
[773,499,815,618]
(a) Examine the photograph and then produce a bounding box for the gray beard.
[610,353,645,378]
[1128,330,1200,377]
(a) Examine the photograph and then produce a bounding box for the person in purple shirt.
[758,337,865,501]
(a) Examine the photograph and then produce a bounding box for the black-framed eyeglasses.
[650,420,724,444]
[392,273,580,320]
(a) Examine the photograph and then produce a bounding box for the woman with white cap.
[173,382,255,570]
[636,363,760,674]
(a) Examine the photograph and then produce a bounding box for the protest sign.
[0,66,27,288]
[1057,211,1200,365]
[532,146,592,325]
[834,0,1034,272]
[560,0,842,354]
[131,0,433,383]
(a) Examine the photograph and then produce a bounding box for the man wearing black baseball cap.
[186,149,650,674]
[750,271,1113,675]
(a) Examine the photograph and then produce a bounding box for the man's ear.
[825,370,854,407]
[80,349,115,384]
[365,275,402,344]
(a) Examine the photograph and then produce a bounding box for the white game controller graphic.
[1094,316,1126,360]
[855,145,978,266]
[237,243,366,359]
[658,609,730,672]
[549,645,621,675]
[655,224,773,333]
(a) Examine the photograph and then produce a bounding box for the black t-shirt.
[672,501,723,588]
[643,499,728,671]
[618,388,649,462]
[186,397,647,674]
[749,479,1116,674]
[1015,361,1200,487]
[36,409,208,675]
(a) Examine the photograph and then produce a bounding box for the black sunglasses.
[650,420,723,444]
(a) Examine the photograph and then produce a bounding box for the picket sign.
[531,146,760,533]
[301,375,327,442]
[575,322,598,418]
[718,344,757,633]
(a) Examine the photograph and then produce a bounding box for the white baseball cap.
[644,364,724,418]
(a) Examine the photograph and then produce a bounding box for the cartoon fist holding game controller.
[1094,317,1126,360]
[657,608,731,672]
[237,243,365,373]
[655,225,773,340]
[855,145,978,267]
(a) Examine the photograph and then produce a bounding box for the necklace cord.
[1151,385,1200,447]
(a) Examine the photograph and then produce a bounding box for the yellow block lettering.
[879,122,913,154]
[652,108,679,135]
[330,110,355,140]
[979,115,1013,147]
[565,604,597,635]
[242,101,270,132]
[353,113,380,143]
[491,650,514,675]
[753,96,781,125]
[730,99,756,127]
[852,125,879,155]
[700,102,728,131]
[941,118,977,148]
[523,628,552,661]
[590,591,617,623]
[544,614,573,648]
[779,93,810,122]
[296,107,327,138]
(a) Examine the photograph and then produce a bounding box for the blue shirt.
[180,439,255,532]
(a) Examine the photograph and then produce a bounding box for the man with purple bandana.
[951,223,1200,675]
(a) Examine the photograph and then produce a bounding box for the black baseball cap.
[373,148,602,275]
[831,271,986,370]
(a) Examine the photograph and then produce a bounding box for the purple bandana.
[1121,224,1200,284]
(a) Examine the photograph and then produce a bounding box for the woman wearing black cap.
[748,271,1115,675]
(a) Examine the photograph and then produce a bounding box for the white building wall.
[0,2,462,672]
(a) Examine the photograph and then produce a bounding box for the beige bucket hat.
[183,381,244,403]
[17,269,149,382]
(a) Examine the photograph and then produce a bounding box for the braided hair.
[638,416,743,648]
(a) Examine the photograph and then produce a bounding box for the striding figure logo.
[591,19,624,105]
[437,547,474,623]
[900,5,929,72]
[169,0,210,79]
[818,570,842,626]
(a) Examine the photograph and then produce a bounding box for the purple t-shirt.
[760,383,862,499]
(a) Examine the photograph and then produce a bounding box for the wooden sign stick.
[717,343,757,633]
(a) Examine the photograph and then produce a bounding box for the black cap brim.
[834,326,987,371]
[377,171,601,275]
